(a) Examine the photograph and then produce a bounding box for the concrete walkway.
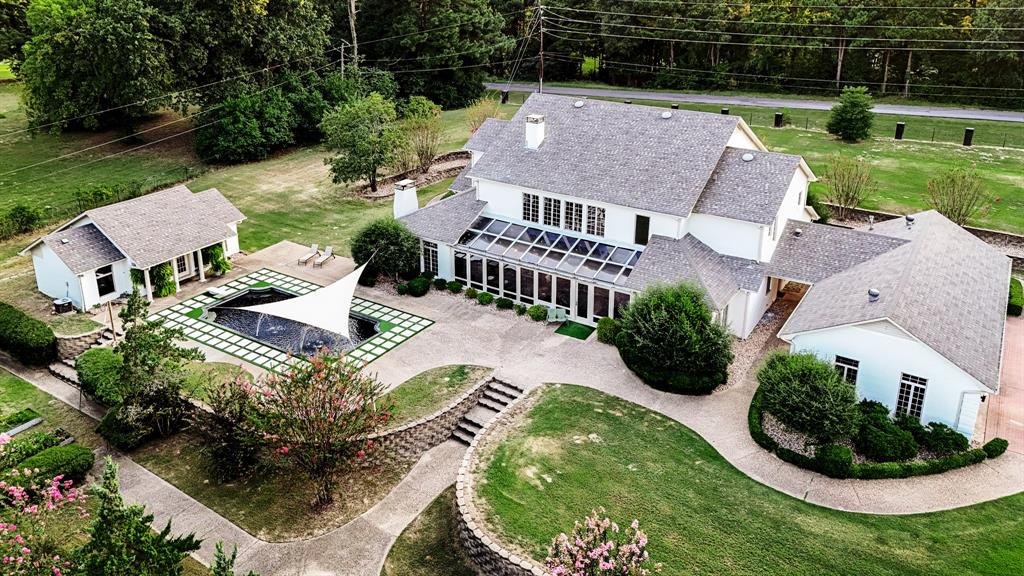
[490,83,1024,123]
[986,315,1024,452]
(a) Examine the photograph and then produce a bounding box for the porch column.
[171,257,181,291]
[143,268,153,302]
[197,249,206,282]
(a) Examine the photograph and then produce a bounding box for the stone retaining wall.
[56,327,106,360]
[360,150,471,199]
[823,203,1024,265]
[360,372,493,467]
[455,388,547,576]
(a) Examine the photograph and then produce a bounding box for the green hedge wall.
[75,348,126,405]
[6,444,95,487]
[1009,277,1023,317]
[0,302,56,365]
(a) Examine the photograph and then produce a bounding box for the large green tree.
[321,92,405,192]
[19,0,174,130]
[361,0,511,108]
[0,0,29,67]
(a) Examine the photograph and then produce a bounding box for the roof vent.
[660,111,672,119]
[868,288,881,302]
[573,100,585,109]
[741,153,755,162]
[794,228,803,237]
[905,215,915,229]
[60,238,70,244]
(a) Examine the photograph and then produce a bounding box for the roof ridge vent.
[660,111,672,119]
[868,288,881,302]
[794,228,803,237]
[741,152,755,162]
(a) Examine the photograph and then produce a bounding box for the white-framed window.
[834,356,859,385]
[564,201,583,232]
[543,197,562,227]
[422,241,438,274]
[176,255,188,274]
[896,373,927,419]
[95,265,115,297]
[523,193,540,223]
[586,206,606,237]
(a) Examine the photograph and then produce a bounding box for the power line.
[542,19,1024,52]
[361,36,525,67]
[603,0,1024,11]
[543,12,1024,45]
[505,10,544,92]
[552,5,1024,32]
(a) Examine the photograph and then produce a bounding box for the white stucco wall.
[759,170,811,262]
[78,259,132,309]
[685,213,763,261]
[725,123,764,151]
[788,321,990,438]
[31,244,84,308]
[225,224,241,256]
[475,179,684,246]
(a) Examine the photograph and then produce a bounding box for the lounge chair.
[298,243,319,265]
[546,307,568,323]
[313,246,335,268]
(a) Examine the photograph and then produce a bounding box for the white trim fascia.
[18,213,91,256]
[734,118,768,152]
[797,158,817,182]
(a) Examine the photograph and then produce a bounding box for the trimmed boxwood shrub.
[921,422,969,456]
[407,276,431,297]
[615,283,732,395]
[396,283,409,296]
[8,444,95,486]
[75,348,125,405]
[447,280,464,294]
[465,287,478,299]
[513,304,527,316]
[495,297,514,310]
[1008,277,1022,316]
[855,419,919,462]
[983,437,1009,459]
[757,351,859,442]
[815,444,853,479]
[476,292,495,306]
[0,302,56,365]
[0,430,62,470]
[596,317,619,345]
[433,278,448,291]
[527,304,548,322]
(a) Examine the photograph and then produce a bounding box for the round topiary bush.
[7,444,95,487]
[350,218,420,282]
[477,292,495,306]
[396,283,409,296]
[407,276,430,297]
[433,278,447,291]
[513,304,527,316]
[75,348,125,405]
[465,287,478,299]
[756,351,860,442]
[615,283,733,395]
[527,304,548,322]
[495,297,513,310]
[447,280,464,294]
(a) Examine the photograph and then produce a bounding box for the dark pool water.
[209,287,379,355]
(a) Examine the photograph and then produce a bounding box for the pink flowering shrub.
[545,509,660,576]
[0,471,87,575]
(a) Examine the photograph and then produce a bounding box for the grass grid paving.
[150,268,432,372]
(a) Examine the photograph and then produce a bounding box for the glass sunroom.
[445,216,635,325]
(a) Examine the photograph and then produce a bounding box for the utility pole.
[538,4,544,94]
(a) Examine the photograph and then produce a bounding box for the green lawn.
[554,321,595,340]
[382,486,476,576]
[183,361,250,402]
[0,61,13,81]
[477,384,1024,576]
[382,365,491,427]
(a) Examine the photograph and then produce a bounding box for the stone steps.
[451,379,525,446]
[48,361,79,386]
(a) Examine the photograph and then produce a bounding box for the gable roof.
[399,190,487,245]
[23,185,245,270]
[466,93,742,217]
[780,211,1010,391]
[465,118,509,152]
[768,220,909,284]
[692,148,803,225]
[41,224,124,274]
[623,234,750,309]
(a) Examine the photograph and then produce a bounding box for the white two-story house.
[398,93,816,338]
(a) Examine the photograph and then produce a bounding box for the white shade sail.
[235,262,368,340]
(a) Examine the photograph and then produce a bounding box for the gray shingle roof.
[399,190,487,245]
[85,185,245,269]
[467,94,741,217]
[465,118,509,152]
[693,148,802,225]
[624,234,747,309]
[42,224,124,274]
[449,165,475,194]
[780,211,1009,391]
[768,220,909,284]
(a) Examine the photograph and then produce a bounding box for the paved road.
[489,83,1024,123]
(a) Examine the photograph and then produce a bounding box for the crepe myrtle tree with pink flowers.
[0,465,87,576]
[246,350,395,509]
[545,509,661,576]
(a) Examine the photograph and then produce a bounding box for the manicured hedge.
[476,292,495,306]
[75,348,125,405]
[433,278,448,291]
[0,430,62,470]
[495,297,513,310]
[465,287,478,299]
[447,280,463,294]
[407,276,431,297]
[0,302,56,365]
[7,444,95,486]
[1,408,42,430]
[527,304,548,322]
[513,304,527,316]
[1008,277,1023,317]
[749,383,1009,480]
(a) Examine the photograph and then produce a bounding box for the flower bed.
[748,385,1007,480]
